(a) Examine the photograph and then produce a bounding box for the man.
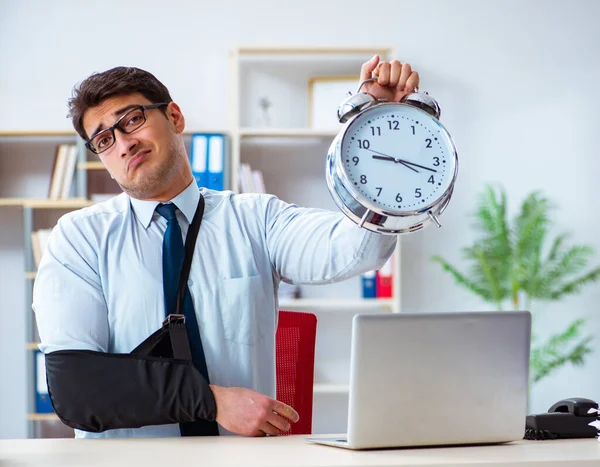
[33,55,419,438]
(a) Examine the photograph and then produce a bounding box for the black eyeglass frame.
[85,102,169,154]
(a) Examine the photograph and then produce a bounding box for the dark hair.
[67,66,173,140]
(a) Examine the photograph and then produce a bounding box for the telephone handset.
[525,397,599,440]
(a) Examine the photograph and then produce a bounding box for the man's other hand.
[210,385,300,436]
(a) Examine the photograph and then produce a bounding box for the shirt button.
[187,279,193,286]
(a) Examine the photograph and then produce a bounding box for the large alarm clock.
[325,78,458,235]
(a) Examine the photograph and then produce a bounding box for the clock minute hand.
[371,153,419,173]
[399,159,438,173]
[371,149,437,173]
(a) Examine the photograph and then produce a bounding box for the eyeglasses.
[85,103,169,154]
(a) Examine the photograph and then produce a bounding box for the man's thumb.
[360,54,380,80]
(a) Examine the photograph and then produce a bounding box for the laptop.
[307,311,531,450]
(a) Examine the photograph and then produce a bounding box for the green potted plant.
[431,183,600,384]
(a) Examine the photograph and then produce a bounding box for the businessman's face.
[82,93,189,200]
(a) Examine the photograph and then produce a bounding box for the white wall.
[1,0,600,438]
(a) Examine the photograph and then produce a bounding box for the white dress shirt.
[32,181,396,438]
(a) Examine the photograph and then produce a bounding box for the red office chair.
[275,310,317,435]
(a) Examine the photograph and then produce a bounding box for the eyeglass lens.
[91,108,146,153]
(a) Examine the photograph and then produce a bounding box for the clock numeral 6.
[357,139,370,149]
[415,188,422,198]
[396,193,403,203]
[360,175,367,184]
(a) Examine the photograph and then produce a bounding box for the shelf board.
[314,383,349,394]
[77,161,105,170]
[0,198,27,207]
[279,298,394,311]
[27,413,58,421]
[0,198,94,209]
[0,130,77,137]
[239,128,338,138]
[235,46,392,56]
[25,272,37,280]
[24,198,94,209]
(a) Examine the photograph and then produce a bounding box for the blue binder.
[34,350,53,413]
[190,134,209,188]
[361,270,377,298]
[190,133,227,191]
[207,134,225,191]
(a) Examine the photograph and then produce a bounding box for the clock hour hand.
[371,154,419,173]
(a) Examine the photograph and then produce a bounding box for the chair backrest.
[275,310,317,435]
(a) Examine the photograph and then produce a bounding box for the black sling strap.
[131,194,205,361]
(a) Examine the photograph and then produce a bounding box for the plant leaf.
[530,319,593,383]
[430,255,495,302]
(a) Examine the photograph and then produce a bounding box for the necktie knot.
[156,203,178,222]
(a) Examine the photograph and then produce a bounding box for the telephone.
[525,397,599,440]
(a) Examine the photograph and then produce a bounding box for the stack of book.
[239,162,266,194]
[31,228,53,269]
[48,144,78,199]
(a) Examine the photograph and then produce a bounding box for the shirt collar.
[129,181,200,229]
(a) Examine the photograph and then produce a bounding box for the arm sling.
[44,194,216,433]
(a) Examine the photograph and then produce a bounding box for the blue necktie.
[156,203,219,436]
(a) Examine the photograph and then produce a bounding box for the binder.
[207,134,225,191]
[361,270,377,298]
[190,134,208,188]
[190,133,228,191]
[35,350,53,413]
[376,253,394,298]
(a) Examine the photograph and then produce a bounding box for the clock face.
[340,103,457,213]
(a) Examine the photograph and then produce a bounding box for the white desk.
[1,435,599,467]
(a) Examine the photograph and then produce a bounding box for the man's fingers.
[375,62,390,86]
[360,54,380,81]
[405,71,420,92]
[268,411,292,433]
[272,401,299,423]
[398,63,413,91]
[389,60,402,87]
[260,421,280,436]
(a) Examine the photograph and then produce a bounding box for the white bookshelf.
[313,383,350,394]
[239,128,338,138]
[279,298,394,311]
[230,46,399,434]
